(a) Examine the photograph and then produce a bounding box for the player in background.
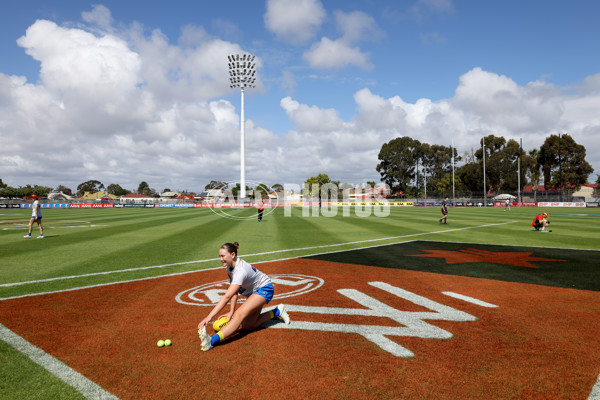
[257,198,264,222]
[197,242,290,351]
[439,196,449,224]
[24,194,44,239]
[504,199,511,211]
[532,211,550,232]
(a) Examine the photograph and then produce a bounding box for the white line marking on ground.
[1,221,518,289]
[0,259,221,288]
[590,372,600,400]
[3,225,106,230]
[0,267,223,301]
[0,323,119,400]
[442,292,499,308]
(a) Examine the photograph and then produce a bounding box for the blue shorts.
[253,283,274,304]
[32,216,42,220]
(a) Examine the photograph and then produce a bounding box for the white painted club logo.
[268,282,499,358]
[175,274,323,306]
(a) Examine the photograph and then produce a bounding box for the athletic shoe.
[199,326,213,351]
[439,219,442,224]
[24,235,31,239]
[277,304,291,324]
[37,235,44,239]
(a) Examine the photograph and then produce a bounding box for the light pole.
[518,138,522,206]
[482,137,486,207]
[424,170,427,202]
[228,54,256,200]
[451,140,455,206]
[558,133,563,202]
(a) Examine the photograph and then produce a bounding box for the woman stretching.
[198,242,290,351]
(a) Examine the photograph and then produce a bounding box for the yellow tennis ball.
[212,316,229,332]
[164,339,172,346]
[157,340,165,347]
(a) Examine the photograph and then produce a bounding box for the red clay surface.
[1,258,600,399]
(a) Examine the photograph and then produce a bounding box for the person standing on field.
[24,194,44,239]
[257,198,264,222]
[504,199,511,211]
[439,196,449,224]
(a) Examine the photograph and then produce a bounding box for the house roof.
[81,191,119,200]
[523,183,598,192]
[121,193,152,198]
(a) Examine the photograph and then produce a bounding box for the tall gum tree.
[538,134,593,193]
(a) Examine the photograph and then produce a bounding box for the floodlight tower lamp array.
[227,54,256,89]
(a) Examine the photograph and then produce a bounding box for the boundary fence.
[3,201,597,209]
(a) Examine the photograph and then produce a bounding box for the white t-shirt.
[226,258,271,296]
[32,200,41,218]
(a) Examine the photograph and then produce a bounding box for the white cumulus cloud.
[264,0,326,44]
[303,37,373,70]
[303,10,379,70]
[0,14,271,191]
[17,20,141,97]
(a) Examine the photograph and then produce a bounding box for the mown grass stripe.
[0,221,517,290]
[2,210,225,282]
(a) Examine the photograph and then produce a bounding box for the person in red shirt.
[532,211,550,232]
[257,198,264,222]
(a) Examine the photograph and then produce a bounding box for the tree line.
[376,133,596,198]
[0,178,284,199]
[204,181,283,198]
[0,179,157,199]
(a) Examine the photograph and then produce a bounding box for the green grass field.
[1,205,599,399]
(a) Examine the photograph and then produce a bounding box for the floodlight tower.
[228,54,256,200]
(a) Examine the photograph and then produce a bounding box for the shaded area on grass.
[305,240,600,291]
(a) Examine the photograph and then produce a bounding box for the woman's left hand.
[198,317,210,330]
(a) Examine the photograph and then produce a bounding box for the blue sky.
[1,0,599,192]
